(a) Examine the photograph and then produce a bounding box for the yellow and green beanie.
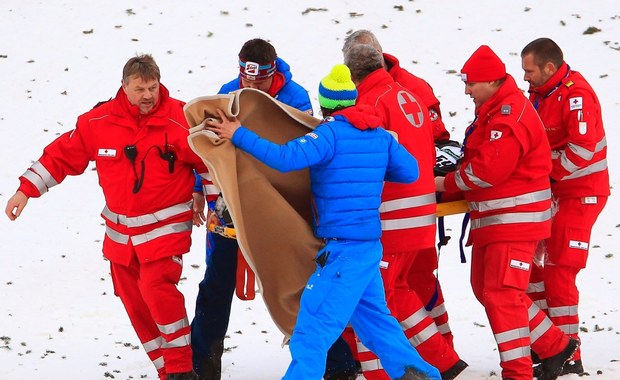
[318,64,357,110]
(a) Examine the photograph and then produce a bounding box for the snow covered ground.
[1,1,618,379]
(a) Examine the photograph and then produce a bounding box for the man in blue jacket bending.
[204,64,441,380]
[190,39,356,380]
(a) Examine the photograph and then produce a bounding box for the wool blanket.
[184,88,322,337]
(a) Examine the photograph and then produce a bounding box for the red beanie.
[460,45,506,82]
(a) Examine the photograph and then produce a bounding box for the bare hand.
[434,176,446,192]
[205,109,241,139]
[192,192,206,227]
[5,191,28,221]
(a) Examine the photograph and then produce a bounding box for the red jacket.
[384,53,451,141]
[357,69,436,252]
[444,75,552,246]
[528,62,609,198]
[18,84,208,265]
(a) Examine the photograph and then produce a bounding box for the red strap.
[235,248,256,300]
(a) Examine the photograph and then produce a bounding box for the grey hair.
[342,29,383,56]
[344,44,384,83]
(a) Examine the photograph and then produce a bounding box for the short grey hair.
[342,29,383,57]
[344,44,384,83]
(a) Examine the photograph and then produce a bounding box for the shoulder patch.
[569,97,583,111]
[306,132,319,139]
[565,80,574,88]
[500,105,511,115]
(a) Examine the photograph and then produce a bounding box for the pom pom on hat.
[460,45,506,82]
[318,64,357,111]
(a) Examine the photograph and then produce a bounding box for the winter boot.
[167,371,199,380]
[323,369,358,380]
[395,367,432,380]
[538,337,579,380]
[196,340,224,380]
[560,359,584,375]
[441,359,468,380]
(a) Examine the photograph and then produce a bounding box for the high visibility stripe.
[454,170,472,191]
[132,221,192,246]
[356,341,370,353]
[470,210,551,230]
[429,303,447,319]
[102,201,193,228]
[460,162,492,189]
[558,323,580,335]
[436,322,452,335]
[202,184,219,196]
[360,358,383,371]
[381,214,436,231]
[379,193,436,213]
[495,327,529,344]
[564,136,607,162]
[400,308,429,330]
[31,161,59,188]
[469,189,550,212]
[408,323,439,346]
[562,158,607,180]
[153,356,164,370]
[526,281,545,294]
[157,317,190,335]
[105,226,129,244]
[105,221,192,246]
[530,316,552,345]
[143,336,163,353]
[22,169,48,195]
[163,333,191,348]
[500,346,530,363]
[548,305,578,318]
[534,299,548,310]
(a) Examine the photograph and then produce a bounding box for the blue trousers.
[283,239,441,380]
[191,232,356,378]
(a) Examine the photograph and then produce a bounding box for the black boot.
[441,359,468,380]
[561,359,584,375]
[167,371,199,380]
[539,338,579,380]
[395,367,432,380]
[196,340,224,380]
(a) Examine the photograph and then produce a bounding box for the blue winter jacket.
[232,105,419,240]
[194,57,312,192]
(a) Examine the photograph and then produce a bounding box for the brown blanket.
[184,88,322,337]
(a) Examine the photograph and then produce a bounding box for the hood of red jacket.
[332,104,384,130]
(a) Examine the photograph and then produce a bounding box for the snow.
[1,1,619,379]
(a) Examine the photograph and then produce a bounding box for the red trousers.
[110,253,192,379]
[357,248,460,379]
[528,196,607,361]
[472,241,570,380]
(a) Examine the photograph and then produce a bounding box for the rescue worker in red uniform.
[5,55,208,380]
[342,29,456,349]
[435,45,579,380]
[521,37,610,376]
[345,44,467,380]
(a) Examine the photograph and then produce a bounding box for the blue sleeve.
[193,170,203,192]
[277,81,313,115]
[385,133,419,184]
[231,126,334,172]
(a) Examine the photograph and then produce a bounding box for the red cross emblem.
[397,90,424,128]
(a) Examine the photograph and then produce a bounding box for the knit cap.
[318,64,357,110]
[460,45,506,82]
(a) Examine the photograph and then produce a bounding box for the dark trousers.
[191,232,356,378]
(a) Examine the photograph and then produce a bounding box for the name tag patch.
[98,148,117,157]
[569,240,589,250]
[510,259,530,271]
